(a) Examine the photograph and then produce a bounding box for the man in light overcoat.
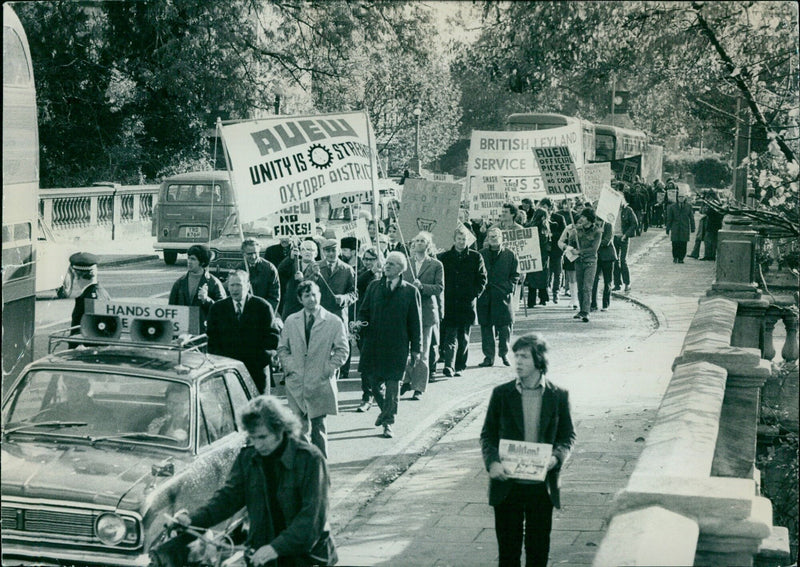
[277,280,349,458]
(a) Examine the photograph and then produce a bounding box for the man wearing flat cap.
[69,252,111,346]
[318,238,358,379]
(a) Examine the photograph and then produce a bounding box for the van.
[151,171,237,264]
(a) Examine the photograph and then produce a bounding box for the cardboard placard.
[531,146,583,196]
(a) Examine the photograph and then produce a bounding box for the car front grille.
[1,502,139,549]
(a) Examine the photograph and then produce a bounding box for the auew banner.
[531,146,583,196]
[502,227,543,273]
[220,111,377,223]
[398,178,462,251]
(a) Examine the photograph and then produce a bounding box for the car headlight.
[96,513,132,545]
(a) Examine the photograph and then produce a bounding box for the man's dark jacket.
[357,277,422,381]
[190,436,336,566]
[480,379,576,509]
[236,258,280,313]
[206,295,281,372]
[438,246,487,326]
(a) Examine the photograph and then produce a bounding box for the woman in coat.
[524,201,553,307]
[477,227,520,367]
[665,194,696,263]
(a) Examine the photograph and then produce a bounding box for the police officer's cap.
[69,252,99,271]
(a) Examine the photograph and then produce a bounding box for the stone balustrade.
[39,183,159,240]
[594,220,795,566]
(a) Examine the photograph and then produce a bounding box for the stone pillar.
[708,228,760,299]
[731,299,769,351]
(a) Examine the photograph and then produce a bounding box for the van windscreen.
[166,184,225,203]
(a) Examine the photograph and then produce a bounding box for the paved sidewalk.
[334,230,717,567]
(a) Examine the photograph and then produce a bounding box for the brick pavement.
[334,228,717,567]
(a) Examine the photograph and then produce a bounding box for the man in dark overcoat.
[358,251,422,438]
[665,193,696,263]
[438,226,487,377]
[477,227,520,367]
[206,270,281,394]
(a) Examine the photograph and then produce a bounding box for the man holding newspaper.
[480,333,576,567]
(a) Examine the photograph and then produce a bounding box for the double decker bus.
[3,4,39,390]
[593,124,648,161]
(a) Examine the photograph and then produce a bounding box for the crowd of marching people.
[65,175,716,566]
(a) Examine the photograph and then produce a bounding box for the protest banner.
[595,184,625,226]
[332,217,371,250]
[219,111,378,222]
[502,227,542,273]
[397,178,462,250]
[582,162,612,204]
[86,300,199,337]
[531,146,583,196]
[499,439,553,482]
[467,124,585,179]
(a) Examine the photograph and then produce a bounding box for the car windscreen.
[2,371,191,448]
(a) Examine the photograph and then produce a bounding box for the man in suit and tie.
[206,270,281,394]
[480,334,576,567]
[399,231,444,400]
[277,280,349,458]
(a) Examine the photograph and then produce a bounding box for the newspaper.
[499,439,553,482]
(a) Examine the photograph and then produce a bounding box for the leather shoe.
[443,367,454,377]
[478,359,494,367]
[356,401,372,413]
[382,424,393,438]
[501,356,510,366]
[454,371,462,377]
[411,391,422,401]
[400,382,412,396]
[374,415,384,427]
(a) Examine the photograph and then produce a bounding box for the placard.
[398,178,462,251]
[595,185,625,226]
[582,162,612,204]
[502,227,542,273]
[86,300,199,337]
[499,439,552,482]
[332,217,372,250]
[531,146,583,196]
[468,176,506,222]
[270,202,317,238]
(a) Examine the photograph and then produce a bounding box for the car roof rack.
[49,327,208,365]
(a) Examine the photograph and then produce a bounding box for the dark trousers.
[591,260,614,309]
[704,229,718,260]
[245,362,270,395]
[481,324,511,361]
[549,249,563,299]
[369,376,400,425]
[672,241,688,261]
[441,322,471,372]
[613,236,630,287]
[494,482,553,567]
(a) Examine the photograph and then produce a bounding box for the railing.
[39,183,159,234]
[594,219,796,567]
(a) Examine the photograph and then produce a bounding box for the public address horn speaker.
[80,314,122,339]
[130,319,173,344]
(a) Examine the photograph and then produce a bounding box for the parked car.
[1,332,259,566]
[36,216,76,298]
[152,171,237,265]
[207,214,279,279]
